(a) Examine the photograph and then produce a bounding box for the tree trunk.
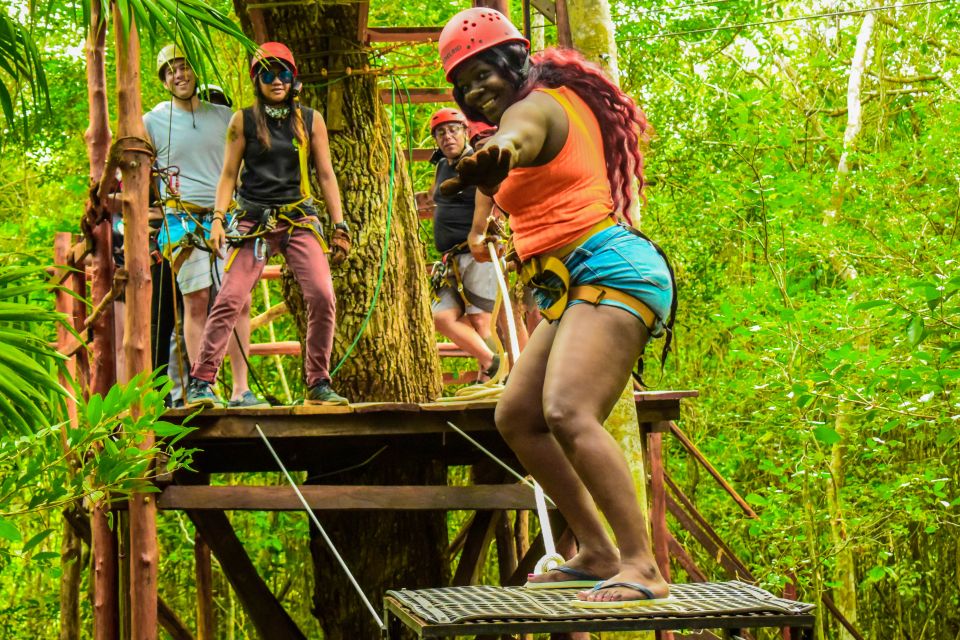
[820,15,875,640]
[114,10,158,639]
[85,3,119,637]
[232,2,446,637]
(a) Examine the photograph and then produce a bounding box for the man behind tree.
[143,44,264,407]
[427,108,500,380]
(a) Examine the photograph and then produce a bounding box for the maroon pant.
[191,216,336,388]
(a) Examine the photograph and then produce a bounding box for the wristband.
[334,221,350,233]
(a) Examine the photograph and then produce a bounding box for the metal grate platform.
[384,581,816,638]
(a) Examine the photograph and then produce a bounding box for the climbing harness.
[517,218,679,385]
[255,424,385,631]
[444,421,563,574]
[222,197,329,270]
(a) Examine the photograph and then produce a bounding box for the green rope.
[330,76,399,377]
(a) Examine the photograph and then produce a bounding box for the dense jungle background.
[0,0,958,638]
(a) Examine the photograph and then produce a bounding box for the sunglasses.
[259,68,294,84]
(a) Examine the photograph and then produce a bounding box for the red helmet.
[467,120,496,142]
[250,42,298,79]
[438,8,529,82]
[430,108,467,134]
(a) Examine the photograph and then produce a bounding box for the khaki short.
[172,246,225,295]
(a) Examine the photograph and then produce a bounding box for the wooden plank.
[379,87,453,104]
[187,511,306,639]
[195,534,214,640]
[443,370,484,385]
[439,342,471,357]
[366,26,442,43]
[160,485,540,511]
[633,390,699,402]
[260,264,282,280]
[554,0,572,47]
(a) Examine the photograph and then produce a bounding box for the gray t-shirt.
[143,100,233,209]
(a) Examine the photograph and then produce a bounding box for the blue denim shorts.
[531,225,674,336]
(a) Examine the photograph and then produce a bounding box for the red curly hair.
[452,45,648,223]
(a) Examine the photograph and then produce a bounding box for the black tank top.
[432,150,477,253]
[238,106,315,205]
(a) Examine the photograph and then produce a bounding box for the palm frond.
[0,264,70,436]
[0,10,50,138]
[85,0,255,89]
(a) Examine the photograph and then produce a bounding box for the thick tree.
[233,2,446,637]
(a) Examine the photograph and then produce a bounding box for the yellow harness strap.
[569,285,657,330]
[518,254,570,321]
[279,213,329,253]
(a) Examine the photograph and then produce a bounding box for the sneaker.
[227,390,271,409]
[185,377,223,409]
[305,381,349,406]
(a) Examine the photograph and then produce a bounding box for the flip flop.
[524,565,604,590]
[570,581,673,608]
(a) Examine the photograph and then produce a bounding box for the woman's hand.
[208,218,226,257]
[440,144,513,197]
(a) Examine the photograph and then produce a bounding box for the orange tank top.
[494,86,614,261]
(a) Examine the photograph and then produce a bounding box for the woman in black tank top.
[185,42,352,408]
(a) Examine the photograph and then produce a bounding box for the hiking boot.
[227,390,271,409]
[185,377,223,409]
[305,381,349,406]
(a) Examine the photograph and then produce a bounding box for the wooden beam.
[248,340,301,356]
[379,88,453,104]
[366,26,442,43]
[157,598,194,640]
[647,429,671,581]
[187,511,306,639]
[356,1,369,42]
[159,485,541,511]
[453,510,501,585]
[438,342,471,358]
[407,148,435,162]
[529,0,557,23]
[250,302,288,332]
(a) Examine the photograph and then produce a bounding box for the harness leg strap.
[568,284,658,331]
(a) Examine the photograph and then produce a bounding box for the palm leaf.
[0,264,72,436]
[0,10,50,138]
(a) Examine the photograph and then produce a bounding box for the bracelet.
[212,210,226,223]
[334,221,350,233]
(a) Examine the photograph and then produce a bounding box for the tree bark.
[114,10,158,639]
[232,2,446,637]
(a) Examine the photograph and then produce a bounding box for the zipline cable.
[618,0,953,42]
[255,423,385,630]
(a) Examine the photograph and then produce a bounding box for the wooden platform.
[384,581,815,638]
[162,391,695,473]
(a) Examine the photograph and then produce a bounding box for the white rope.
[487,241,521,363]
[255,424,384,630]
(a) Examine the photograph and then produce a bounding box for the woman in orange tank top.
[437,9,676,606]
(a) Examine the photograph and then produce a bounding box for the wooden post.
[554,0,573,47]
[647,427,670,579]
[85,1,119,636]
[113,10,157,638]
[195,535,214,640]
[54,233,83,640]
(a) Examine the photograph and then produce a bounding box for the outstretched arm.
[440,94,553,196]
